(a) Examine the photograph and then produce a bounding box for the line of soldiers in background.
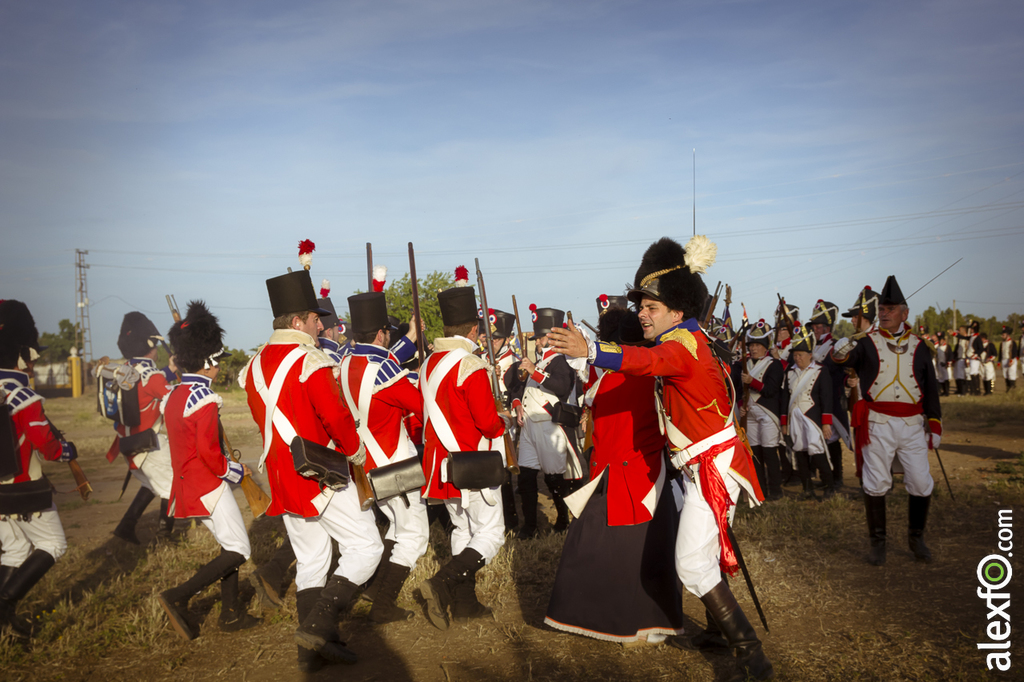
[921,320,1021,396]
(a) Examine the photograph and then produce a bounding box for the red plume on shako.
[372,265,387,292]
[598,294,609,310]
[530,303,538,323]
[454,266,469,287]
[297,239,315,270]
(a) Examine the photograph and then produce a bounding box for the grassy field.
[1,383,1022,681]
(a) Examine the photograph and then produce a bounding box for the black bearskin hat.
[118,312,162,359]
[627,236,715,319]
[168,301,230,373]
[597,307,646,345]
[0,300,43,368]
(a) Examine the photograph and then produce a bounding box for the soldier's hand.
[548,326,589,358]
[168,355,179,374]
[520,357,536,375]
[832,337,856,360]
[516,404,524,427]
[741,371,752,385]
[823,424,833,440]
[781,424,788,436]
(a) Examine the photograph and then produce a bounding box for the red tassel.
[298,239,316,255]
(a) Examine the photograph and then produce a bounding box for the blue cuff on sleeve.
[592,342,624,371]
[221,460,244,484]
[390,335,415,364]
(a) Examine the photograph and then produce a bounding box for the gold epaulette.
[660,328,699,360]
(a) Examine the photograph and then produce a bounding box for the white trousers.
[378,490,429,569]
[953,359,966,381]
[861,419,934,497]
[445,489,506,563]
[969,358,981,376]
[130,433,174,499]
[674,447,741,598]
[746,406,781,447]
[197,483,251,559]
[982,363,996,382]
[283,483,384,591]
[517,419,569,474]
[0,505,67,566]
[1004,362,1018,382]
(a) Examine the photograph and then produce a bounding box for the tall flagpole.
[693,149,696,236]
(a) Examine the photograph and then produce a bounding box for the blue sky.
[2,0,1022,355]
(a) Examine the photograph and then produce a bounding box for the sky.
[2,0,1022,356]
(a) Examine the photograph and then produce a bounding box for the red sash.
[851,400,923,477]
[686,435,741,577]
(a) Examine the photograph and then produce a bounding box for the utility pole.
[75,250,93,363]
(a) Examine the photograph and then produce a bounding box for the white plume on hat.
[372,265,387,292]
[684,234,717,274]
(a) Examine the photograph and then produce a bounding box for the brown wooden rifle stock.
[218,421,271,518]
[46,418,91,501]
[701,281,722,328]
[511,295,529,381]
[475,259,519,474]
[352,461,375,512]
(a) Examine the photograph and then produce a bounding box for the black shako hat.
[0,300,44,368]
[531,306,564,337]
[167,301,230,373]
[598,307,645,345]
[807,300,839,327]
[266,270,331,319]
[480,309,515,338]
[438,286,478,327]
[627,236,715,318]
[317,297,339,330]
[118,312,163,359]
[842,286,879,322]
[789,323,816,354]
[348,292,389,336]
[596,295,629,316]
[879,275,906,306]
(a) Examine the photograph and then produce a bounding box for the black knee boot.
[0,549,55,638]
[294,576,360,663]
[750,445,767,497]
[779,446,795,485]
[219,569,261,631]
[113,486,156,544]
[517,467,539,539]
[795,451,815,500]
[827,440,843,489]
[159,550,246,640]
[763,446,783,499]
[908,494,933,563]
[451,552,492,623]
[813,452,835,499]
[421,548,486,631]
[700,581,774,682]
[251,538,296,608]
[864,494,887,566]
[156,498,175,542]
[368,562,415,624]
[295,588,328,672]
[545,473,571,533]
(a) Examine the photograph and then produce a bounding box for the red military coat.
[163,374,231,518]
[420,337,506,500]
[1,369,64,484]
[106,358,174,465]
[339,343,423,470]
[592,319,763,504]
[241,330,361,518]
[587,369,667,525]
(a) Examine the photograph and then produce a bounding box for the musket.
[701,281,722,328]
[511,295,529,382]
[475,259,519,474]
[775,294,795,336]
[933,447,955,501]
[366,243,374,292]
[579,319,598,336]
[47,418,91,501]
[164,295,183,380]
[345,246,379,512]
[218,420,272,517]
[408,242,427,366]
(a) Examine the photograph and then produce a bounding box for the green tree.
[346,270,457,345]
[215,347,251,389]
[38,319,78,364]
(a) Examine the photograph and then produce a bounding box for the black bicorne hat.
[842,286,879,322]
[807,300,839,327]
[746,319,773,348]
[789,323,816,354]
[530,305,564,337]
[596,294,629,316]
[970,319,980,332]
[118,312,163,359]
[775,300,800,328]
[438,286,478,327]
[627,236,715,318]
[267,270,331,319]
[348,293,389,336]
[168,301,230,373]
[879,275,906,306]
[1002,325,1012,336]
[0,300,44,368]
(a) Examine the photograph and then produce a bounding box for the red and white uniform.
[163,374,249,557]
[590,320,764,597]
[241,329,382,590]
[340,343,427,569]
[0,369,68,566]
[105,358,175,498]
[420,336,507,561]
